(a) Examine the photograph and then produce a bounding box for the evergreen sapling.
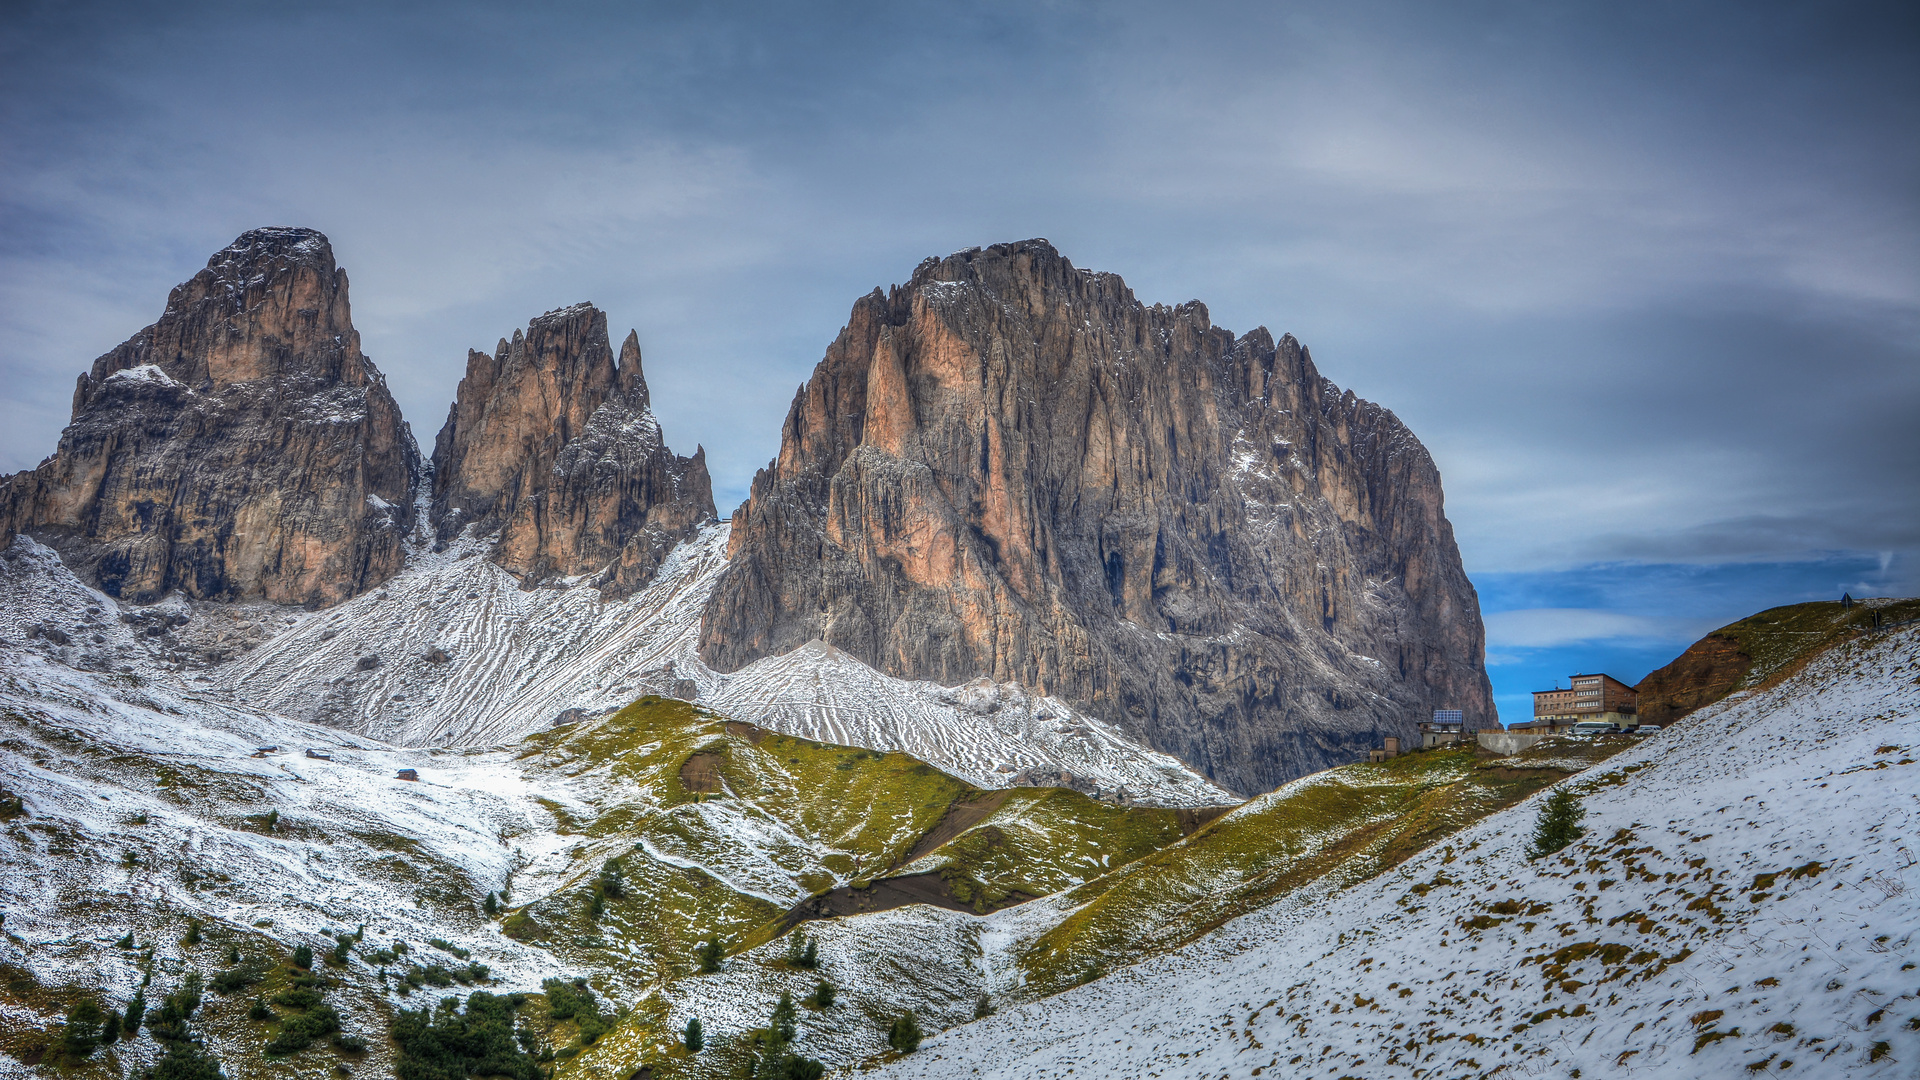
[1527,788,1587,859]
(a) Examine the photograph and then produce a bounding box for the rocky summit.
[0,227,416,606]
[701,240,1493,794]
[429,302,715,594]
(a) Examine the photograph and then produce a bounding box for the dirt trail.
[898,789,1015,867]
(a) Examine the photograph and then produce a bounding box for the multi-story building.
[1529,673,1639,729]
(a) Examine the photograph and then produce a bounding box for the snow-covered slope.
[0,534,1235,1077]
[214,524,1232,806]
[873,625,1920,1079]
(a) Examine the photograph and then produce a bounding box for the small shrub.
[248,998,273,1021]
[211,965,264,994]
[887,1011,923,1054]
[541,978,597,1022]
[974,993,995,1019]
[483,892,498,916]
[265,1003,341,1055]
[683,1016,703,1053]
[291,944,314,970]
[696,938,724,973]
[182,919,203,946]
[273,986,325,1009]
[333,1033,369,1054]
[151,1038,226,1080]
[428,937,471,960]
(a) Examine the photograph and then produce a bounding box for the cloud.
[0,0,1914,578]
[1482,609,1714,651]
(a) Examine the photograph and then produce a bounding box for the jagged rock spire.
[430,303,714,595]
[1,227,417,605]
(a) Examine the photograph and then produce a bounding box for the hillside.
[0,548,1232,1079]
[1636,596,1920,725]
[873,619,1920,1079]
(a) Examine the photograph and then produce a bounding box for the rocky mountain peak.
[1,227,417,607]
[430,303,714,595]
[702,240,1492,794]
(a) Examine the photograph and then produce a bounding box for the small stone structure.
[1368,736,1402,763]
[395,768,419,781]
[1421,710,1466,748]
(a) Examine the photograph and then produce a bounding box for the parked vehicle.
[1570,721,1619,737]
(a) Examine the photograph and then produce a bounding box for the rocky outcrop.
[700,240,1493,794]
[430,303,714,594]
[0,228,417,606]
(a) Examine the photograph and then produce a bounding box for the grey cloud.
[1,0,1913,577]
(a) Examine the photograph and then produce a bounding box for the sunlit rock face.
[0,227,417,606]
[430,302,715,595]
[701,240,1493,794]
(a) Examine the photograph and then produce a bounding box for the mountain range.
[1,226,1491,796]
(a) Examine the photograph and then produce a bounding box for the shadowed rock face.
[0,227,417,606]
[700,240,1493,794]
[430,303,714,595]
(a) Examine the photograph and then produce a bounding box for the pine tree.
[695,938,723,973]
[770,992,797,1045]
[124,988,146,1035]
[182,918,202,946]
[225,945,240,965]
[292,944,314,970]
[483,891,498,916]
[1527,788,1587,859]
[974,993,995,1019]
[683,1016,702,1053]
[799,936,818,970]
[886,1011,922,1054]
[116,932,135,949]
[61,999,105,1060]
[248,997,273,1021]
[102,1007,122,1046]
[804,980,834,1008]
[598,859,626,900]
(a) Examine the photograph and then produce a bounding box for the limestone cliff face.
[700,240,1493,794]
[0,228,417,606]
[430,303,714,594]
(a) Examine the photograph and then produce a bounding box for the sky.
[3,0,1915,724]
